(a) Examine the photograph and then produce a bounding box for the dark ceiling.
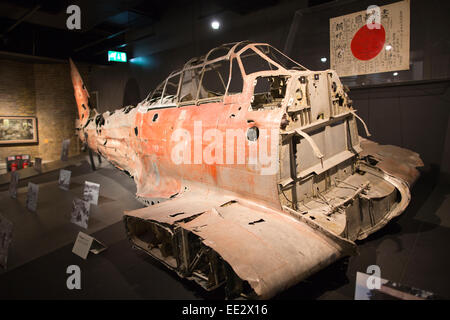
[0,0,282,64]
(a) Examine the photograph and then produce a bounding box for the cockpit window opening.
[225,58,244,95]
[256,45,307,71]
[146,81,164,103]
[240,48,279,75]
[197,60,230,99]
[251,75,288,110]
[160,73,181,103]
[179,67,203,103]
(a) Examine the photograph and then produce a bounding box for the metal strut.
[294,128,324,167]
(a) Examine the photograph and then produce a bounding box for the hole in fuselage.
[249,218,265,225]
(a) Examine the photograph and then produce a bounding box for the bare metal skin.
[70,42,423,299]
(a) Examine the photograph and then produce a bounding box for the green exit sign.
[108,51,127,62]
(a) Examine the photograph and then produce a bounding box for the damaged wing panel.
[124,188,355,299]
[359,138,423,186]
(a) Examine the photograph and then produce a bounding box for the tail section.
[69,58,91,127]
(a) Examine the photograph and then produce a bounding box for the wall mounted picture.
[70,198,90,229]
[0,214,13,269]
[0,116,38,144]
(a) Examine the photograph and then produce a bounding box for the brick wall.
[0,58,90,164]
[0,59,38,160]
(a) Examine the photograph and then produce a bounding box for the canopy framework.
[142,41,308,106]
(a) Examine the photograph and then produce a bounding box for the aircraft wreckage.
[70,41,423,299]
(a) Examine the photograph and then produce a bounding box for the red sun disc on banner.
[351,24,386,61]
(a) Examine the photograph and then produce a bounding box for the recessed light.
[393,72,399,76]
[211,20,220,30]
[385,45,392,51]
[321,57,327,63]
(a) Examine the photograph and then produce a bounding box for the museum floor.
[0,159,449,300]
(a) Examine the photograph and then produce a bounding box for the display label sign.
[26,182,39,212]
[70,198,90,229]
[72,232,107,260]
[0,214,13,269]
[34,157,42,173]
[9,171,19,199]
[61,139,71,161]
[330,0,410,77]
[72,231,94,260]
[83,181,100,205]
[59,169,71,191]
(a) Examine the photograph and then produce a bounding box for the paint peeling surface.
[359,138,423,186]
[124,186,356,298]
[70,41,423,299]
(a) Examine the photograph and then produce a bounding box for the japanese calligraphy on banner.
[330,0,410,77]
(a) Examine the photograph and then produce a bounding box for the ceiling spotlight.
[393,72,399,76]
[385,44,392,51]
[211,20,220,30]
[321,57,327,63]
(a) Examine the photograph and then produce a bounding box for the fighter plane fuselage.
[70,42,423,299]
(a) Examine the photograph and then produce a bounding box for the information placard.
[72,232,107,260]
[8,171,19,199]
[0,214,13,269]
[26,182,39,212]
[59,169,71,191]
[34,157,42,173]
[72,231,94,260]
[83,181,100,205]
[61,139,71,161]
[70,198,90,229]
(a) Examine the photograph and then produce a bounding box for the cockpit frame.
[142,41,308,107]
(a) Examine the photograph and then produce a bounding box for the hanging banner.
[330,0,410,77]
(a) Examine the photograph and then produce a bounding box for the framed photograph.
[0,116,38,144]
[83,181,100,205]
[71,198,91,229]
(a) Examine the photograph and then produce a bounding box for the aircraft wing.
[124,188,356,299]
